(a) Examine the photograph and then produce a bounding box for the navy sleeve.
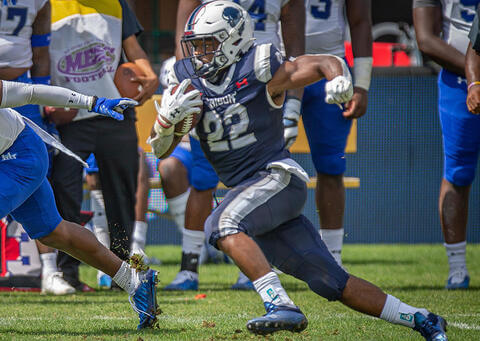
[119,0,143,40]
[269,44,285,76]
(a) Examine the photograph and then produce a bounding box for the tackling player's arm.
[413,0,465,76]
[30,1,51,85]
[280,0,305,148]
[175,0,202,60]
[267,55,353,106]
[0,80,136,120]
[345,0,372,119]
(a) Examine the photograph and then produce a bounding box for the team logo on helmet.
[222,7,241,28]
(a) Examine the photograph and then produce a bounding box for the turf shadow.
[388,285,480,292]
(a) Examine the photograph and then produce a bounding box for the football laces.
[174,114,194,136]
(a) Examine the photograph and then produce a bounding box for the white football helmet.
[181,0,254,79]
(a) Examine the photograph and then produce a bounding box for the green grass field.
[0,244,478,340]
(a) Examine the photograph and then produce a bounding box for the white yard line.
[0,316,130,322]
[449,322,480,331]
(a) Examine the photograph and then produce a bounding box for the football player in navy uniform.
[160,0,305,291]
[149,1,448,338]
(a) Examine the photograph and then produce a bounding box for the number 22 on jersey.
[202,103,257,152]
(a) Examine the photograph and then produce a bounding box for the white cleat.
[41,272,76,295]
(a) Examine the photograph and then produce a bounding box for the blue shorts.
[189,136,219,190]
[0,125,62,239]
[205,168,307,247]
[302,78,352,175]
[85,153,99,175]
[438,69,480,186]
[169,144,193,184]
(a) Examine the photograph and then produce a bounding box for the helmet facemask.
[181,31,229,80]
[181,1,255,81]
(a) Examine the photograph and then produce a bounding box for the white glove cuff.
[353,57,373,91]
[283,97,301,121]
[154,119,174,137]
[147,131,174,159]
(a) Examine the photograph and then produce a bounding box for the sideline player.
[0,79,158,329]
[302,0,372,266]
[163,0,305,291]
[149,2,448,338]
[48,0,159,292]
[413,0,480,290]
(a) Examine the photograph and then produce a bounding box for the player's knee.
[37,220,68,249]
[312,153,346,175]
[303,262,348,301]
[445,164,476,187]
[204,213,238,250]
[158,157,187,183]
[279,250,348,301]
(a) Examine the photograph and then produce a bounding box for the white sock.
[132,220,148,251]
[112,261,142,295]
[91,190,109,248]
[167,189,190,233]
[320,228,344,266]
[253,271,295,309]
[445,241,468,278]
[380,294,429,328]
[40,252,58,278]
[182,228,205,255]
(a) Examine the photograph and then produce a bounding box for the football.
[114,62,144,98]
[171,82,203,136]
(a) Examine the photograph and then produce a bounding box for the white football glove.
[283,97,301,149]
[325,75,354,105]
[156,79,202,128]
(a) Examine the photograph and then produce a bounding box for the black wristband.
[89,96,98,112]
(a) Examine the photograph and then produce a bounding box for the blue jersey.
[174,43,289,187]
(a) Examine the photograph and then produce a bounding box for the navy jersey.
[174,43,290,187]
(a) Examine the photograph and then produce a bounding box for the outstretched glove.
[325,75,353,105]
[156,79,202,128]
[283,97,301,149]
[90,97,138,121]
